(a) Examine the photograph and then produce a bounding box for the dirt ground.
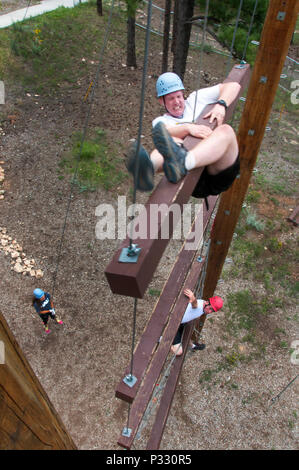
[0,2,298,451]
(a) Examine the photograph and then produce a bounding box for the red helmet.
[209,296,223,312]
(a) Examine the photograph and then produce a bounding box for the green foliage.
[196,0,269,63]
[59,128,125,191]
[2,3,124,93]
[245,210,265,232]
[125,0,142,17]
[226,290,258,334]
[10,23,44,58]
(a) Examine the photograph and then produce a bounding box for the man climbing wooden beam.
[105,63,250,299]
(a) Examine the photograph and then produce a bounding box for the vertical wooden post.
[0,312,76,450]
[202,0,299,300]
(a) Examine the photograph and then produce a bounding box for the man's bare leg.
[186,124,239,174]
[151,123,238,177]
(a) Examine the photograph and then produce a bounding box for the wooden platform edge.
[115,196,218,403]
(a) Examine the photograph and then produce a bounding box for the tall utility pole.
[203,0,299,300]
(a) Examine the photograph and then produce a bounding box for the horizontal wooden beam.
[117,255,205,450]
[115,196,218,403]
[105,64,251,299]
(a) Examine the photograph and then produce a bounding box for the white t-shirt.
[181,299,204,324]
[152,85,220,128]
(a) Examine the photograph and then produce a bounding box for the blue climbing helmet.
[156,72,184,98]
[33,288,45,299]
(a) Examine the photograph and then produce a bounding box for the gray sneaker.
[125,141,154,192]
[152,122,187,183]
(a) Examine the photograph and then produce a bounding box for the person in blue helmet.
[32,288,63,334]
[126,72,241,199]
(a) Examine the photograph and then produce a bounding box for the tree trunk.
[171,0,179,55]
[162,0,172,73]
[127,15,137,68]
[96,0,103,16]
[172,0,195,80]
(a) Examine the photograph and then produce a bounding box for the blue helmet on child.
[33,288,45,299]
[156,72,184,98]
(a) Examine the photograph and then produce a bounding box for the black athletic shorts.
[192,154,240,199]
[39,312,55,325]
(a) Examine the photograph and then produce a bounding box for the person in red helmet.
[171,288,223,356]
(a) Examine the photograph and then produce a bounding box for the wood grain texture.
[0,311,76,450]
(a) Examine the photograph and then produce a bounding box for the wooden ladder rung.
[115,196,218,403]
[117,256,205,450]
[145,320,194,450]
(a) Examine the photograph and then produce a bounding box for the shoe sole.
[153,124,185,183]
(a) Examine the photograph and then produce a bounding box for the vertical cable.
[225,0,244,75]
[192,0,210,123]
[129,0,153,248]
[52,0,116,297]
[241,0,259,62]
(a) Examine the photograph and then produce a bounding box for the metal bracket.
[119,244,141,263]
[277,11,286,21]
[122,427,132,437]
[235,60,247,69]
[123,373,137,388]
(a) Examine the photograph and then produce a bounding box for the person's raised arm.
[183,288,198,308]
[204,81,241,126]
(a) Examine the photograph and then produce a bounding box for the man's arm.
[204,81,241,126]
[184,288,198,308]
[165,122,213,141]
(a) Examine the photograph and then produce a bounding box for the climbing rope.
[22,0,32,22]
[225,0,244,75]
[241,0,259,62]
[51,0,116,298]
[270,374,299,405]
[122,0,153,439]
[192,0,210,124]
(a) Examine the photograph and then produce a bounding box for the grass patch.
[0,1,125,94]
[58,127,125,191]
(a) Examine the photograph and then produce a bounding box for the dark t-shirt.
[33,293,51,314]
